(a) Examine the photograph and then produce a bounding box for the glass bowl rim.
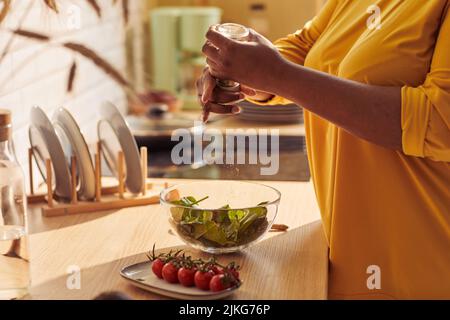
[160,180,282,211]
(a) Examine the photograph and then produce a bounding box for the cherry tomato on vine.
[194,270,214,290]
[210,266,223,275]
[178,267,196,287]
[162,262,179,283]
[209,274,232,292]
[151,259,165,279]
[228,268,240,280]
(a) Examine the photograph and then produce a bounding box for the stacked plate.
[237,101,303,124]
[29,102,143,202]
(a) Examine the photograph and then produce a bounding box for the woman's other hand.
[196,66,256,122]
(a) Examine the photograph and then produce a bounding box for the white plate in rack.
[53,108,95,200]
[98,102,143,194]
[29,106,72,200]
[120,261,241,300]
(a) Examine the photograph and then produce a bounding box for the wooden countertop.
[26,179,328,300]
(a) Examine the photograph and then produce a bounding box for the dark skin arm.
[272,59,402,150]
[199,27,402,151]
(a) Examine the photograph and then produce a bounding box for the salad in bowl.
[160,181,281,254]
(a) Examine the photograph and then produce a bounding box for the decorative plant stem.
[86,0,101,18]
[67,61,77,93]
[0,0,33,66]
[0,0,137,98]
[0,0,11,25]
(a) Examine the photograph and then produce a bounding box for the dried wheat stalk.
[43,0,58,13]
[2,0,137,97]
[86,0,101,18]
[122,0,129,25]
[63,42,130,88]
[13,29,50,41]
[10,31,133,93]
[67,61,77,93]
[0,1,34,66]
[0,0,11,24]
[110,0,128,26]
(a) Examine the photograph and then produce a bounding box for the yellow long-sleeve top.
[261,0,450,299]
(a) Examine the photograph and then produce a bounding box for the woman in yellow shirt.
[197,0,450,299]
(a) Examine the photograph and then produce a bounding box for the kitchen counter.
[135,112,310,182]
[177,111,306,137]
[26,178,328,300]
[206,113,306,137]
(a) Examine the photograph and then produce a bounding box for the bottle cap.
[216,23,249,41]
[0,109,12,142]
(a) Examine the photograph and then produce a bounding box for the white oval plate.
[120,261,241,300]
[29,106,72,200]
[98,102,143,194]
[53,108,95,200]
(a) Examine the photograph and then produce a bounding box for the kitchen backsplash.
[0,1,144,191]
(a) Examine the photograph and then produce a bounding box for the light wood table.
[26,179,328,300]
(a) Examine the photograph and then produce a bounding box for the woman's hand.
[202,27,284,93]
[201,26,403,150]
[196,66,257,122]
[197,27,279,122]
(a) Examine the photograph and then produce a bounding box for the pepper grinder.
[214,23,250,104]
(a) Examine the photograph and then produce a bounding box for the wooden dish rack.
[27,143,164,217]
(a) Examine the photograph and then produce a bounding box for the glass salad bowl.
[160,181,281,254]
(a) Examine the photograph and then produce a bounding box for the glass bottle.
[0,109,30,300]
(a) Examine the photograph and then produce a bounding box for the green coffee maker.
[151,7,222,110]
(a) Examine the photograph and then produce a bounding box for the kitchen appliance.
[150,7,222,109]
